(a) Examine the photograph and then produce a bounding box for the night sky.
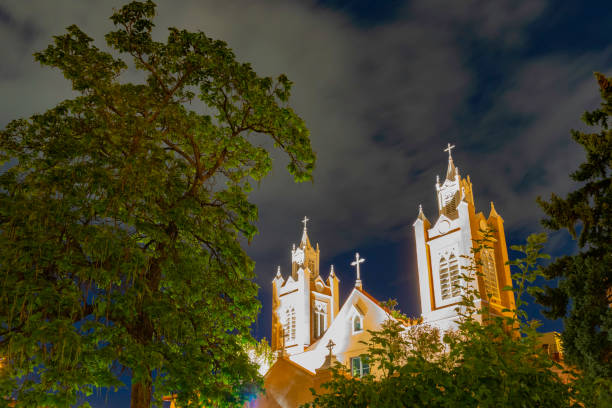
[2,1,612,407]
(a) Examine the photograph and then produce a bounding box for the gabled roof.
[304,287,391,352]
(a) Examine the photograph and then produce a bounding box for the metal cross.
[326,339,336,357]
[444,143,456,158]
[301,216,309,230]
[351,252,365,282]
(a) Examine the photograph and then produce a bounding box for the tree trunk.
[131,377,152,408]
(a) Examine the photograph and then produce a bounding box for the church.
[252,146,516,407]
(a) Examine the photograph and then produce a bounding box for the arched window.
[313,303,327,339]
[353,315,363,333]
[284,307,296,343]
[440,253,461,300]
[482,250,500,299]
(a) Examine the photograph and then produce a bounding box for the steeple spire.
[300,216,310,246]
[417,204,428,222]
[444,143,457,180]
[489,201,500,219]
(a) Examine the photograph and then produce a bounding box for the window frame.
[350,356,370,378]
[313,302,327,339]
[482,248,500,300]
[432,243,464,307]
[353,315,363,333]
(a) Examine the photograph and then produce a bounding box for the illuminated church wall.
[271,218,341,356]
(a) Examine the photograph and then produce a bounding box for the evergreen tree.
[536,72,612,379]
[0,1,315,407]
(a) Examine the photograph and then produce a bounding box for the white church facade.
[254,146,515,407]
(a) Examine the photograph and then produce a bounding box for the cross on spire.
[301,216,309,230]
[443,143,458,181]
[444,143,455,159]
[300,216,311,244]
[351,252,365,288]
[326,339,336,358]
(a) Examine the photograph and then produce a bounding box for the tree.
[0,1,315,407]
[304,234,578,408]
[536,72,612,379]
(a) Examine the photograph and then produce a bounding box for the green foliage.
[379,299,409,322]
[536,72,612,379]
[304,234,578,408]
[508,233,550,323]
[0,1,314,407]
[248,337,277,373]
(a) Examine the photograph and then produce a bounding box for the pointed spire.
[329,264,335,278]
[444,143,457,180]
[276,266,282,279]
[417,204,428,222]
[300,216,311,246]
[489,201,499,218]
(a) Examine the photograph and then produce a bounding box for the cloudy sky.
[2,0,611,406]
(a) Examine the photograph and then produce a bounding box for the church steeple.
[292,216,320,278]
[300,216,311,247]
[272,217,339,353]
[413,143,515,332]
[436,143,461,219]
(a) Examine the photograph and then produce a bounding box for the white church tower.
[271,218,340,354]
[413,145,515,332]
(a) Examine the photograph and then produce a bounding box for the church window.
[440,253,461,300]
[482,249,500,299]
[313,303,327,339]
[353,315,363,333]
[284,307,296,343]
[351,356,370,378]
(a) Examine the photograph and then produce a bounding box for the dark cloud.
[1,0,611,347]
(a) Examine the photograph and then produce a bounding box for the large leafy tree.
[0,1,314,407]
[536,72,612,379]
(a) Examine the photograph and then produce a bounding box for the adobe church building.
[252,146,517,407]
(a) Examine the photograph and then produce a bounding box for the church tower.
[271,218,340,354]
[413,145,515,332]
